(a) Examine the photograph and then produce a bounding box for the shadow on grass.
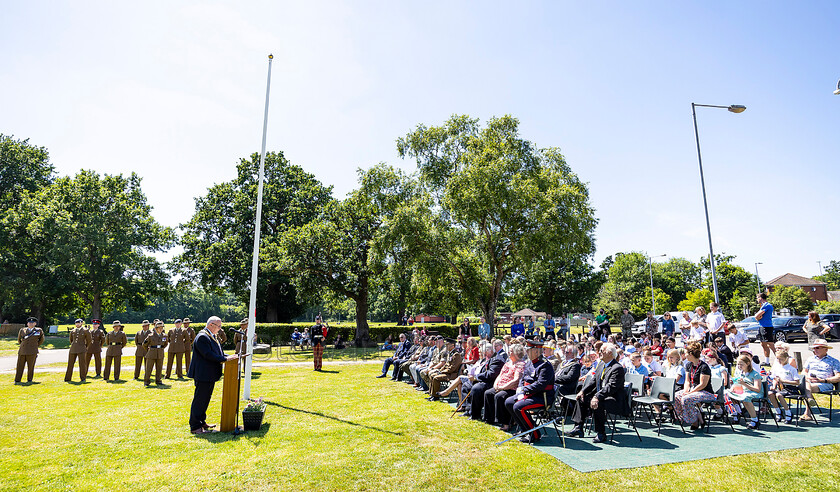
[65,380,91,385]
[265,400,402,436]
[106,380,128,384]
[317,369,340,374]
[192,423,273,442]
[14,381,41,386]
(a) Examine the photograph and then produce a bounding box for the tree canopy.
[394,115,597,327]
[176,152,333,322]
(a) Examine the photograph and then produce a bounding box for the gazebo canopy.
[512,308,547,319]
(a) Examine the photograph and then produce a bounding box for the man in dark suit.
[468,340,507,420]
[555,345,582,397]
[565,342,626,444]
[188,316,238,434]
[377,333,410,378]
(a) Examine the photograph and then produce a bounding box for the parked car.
[819,314,840,340]
[769,316,808,343]
[741,323,760,342]
[734,316,757,330]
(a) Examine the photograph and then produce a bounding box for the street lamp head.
[727,105,746,113]
[834,79,840,95]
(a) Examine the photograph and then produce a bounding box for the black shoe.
[426,396,440,402]
[519,435,540,444]
[376,373,387,378]
[564,426,583,438]
[592,433,608,443]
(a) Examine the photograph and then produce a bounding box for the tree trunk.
[482,297,498,338]
[92,291,102,321]
[354,292,373,347]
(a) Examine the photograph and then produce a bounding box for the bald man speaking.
[188,316,238,434]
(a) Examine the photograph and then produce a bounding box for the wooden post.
[219,358,240,432]
[794,351,803,373]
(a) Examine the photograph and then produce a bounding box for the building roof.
[765,273,826,287]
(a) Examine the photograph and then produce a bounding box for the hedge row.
[190,322,464,350]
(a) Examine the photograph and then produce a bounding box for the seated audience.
[555,345,582,397]
[726,354,765,429]
[482,344,527,426]
[673,341,716,430]
[768,349,798,424]
[799,339,840,422]
[662,349,686,386]
[642,350,663,376]
[467,340,507,420]
[505,340,556,444]
[564,343,626,444]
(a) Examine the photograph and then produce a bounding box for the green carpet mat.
[524,410,840,472]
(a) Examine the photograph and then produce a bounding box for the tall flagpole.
[244,53,273,401]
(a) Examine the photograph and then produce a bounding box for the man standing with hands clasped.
[188,316,239,435]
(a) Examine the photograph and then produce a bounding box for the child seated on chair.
[768,349,799,424]
[726,354,765,430]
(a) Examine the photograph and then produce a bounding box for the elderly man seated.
[389,335,421,380]
[505,339,556,444]
[416,337,446,391]
[377,333,411,378]
[555,344,582,398]
[427,338,463,401]
[799,339,840,422]
[467,339,507,420]
[398,336,430,383]
[565,342,626,444]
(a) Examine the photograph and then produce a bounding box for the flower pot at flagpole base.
[242,410,265,431]
[242,397,267,431]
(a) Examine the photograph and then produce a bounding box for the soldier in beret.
[66,319,92,382]
[183,317,195,375]
[134,320,151,379]
[15,317,44,383]
[143,321,169,386]
[505,339,556,444]
[104,320,128,381]
[86,319,106,378]
[166,319,188,379]
[234,318,255,356]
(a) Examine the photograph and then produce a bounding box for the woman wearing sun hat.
[104,320,128,381]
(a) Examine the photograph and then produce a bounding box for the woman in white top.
[768,349,799,424]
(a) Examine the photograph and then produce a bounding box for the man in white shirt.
[705,302,726,343]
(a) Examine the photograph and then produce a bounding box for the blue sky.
[2,2,838,283]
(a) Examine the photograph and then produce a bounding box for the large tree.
[272,164,409,344]
[0,135,57,323]
[394,115,597,329]
[768,285,815,316]
[176,152,332,322]
[13,170,174,320]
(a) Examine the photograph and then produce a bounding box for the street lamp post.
[754,262,763,296]
[648,254,666,316]
[691,103,746,305]
[818,260,824,276]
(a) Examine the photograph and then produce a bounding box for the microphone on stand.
[229,328,247,336]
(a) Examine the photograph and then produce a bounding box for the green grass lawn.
[3,363,840,491]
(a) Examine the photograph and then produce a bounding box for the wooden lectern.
[219,358,241,432]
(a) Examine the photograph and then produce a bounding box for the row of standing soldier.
[18,317,251,385]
